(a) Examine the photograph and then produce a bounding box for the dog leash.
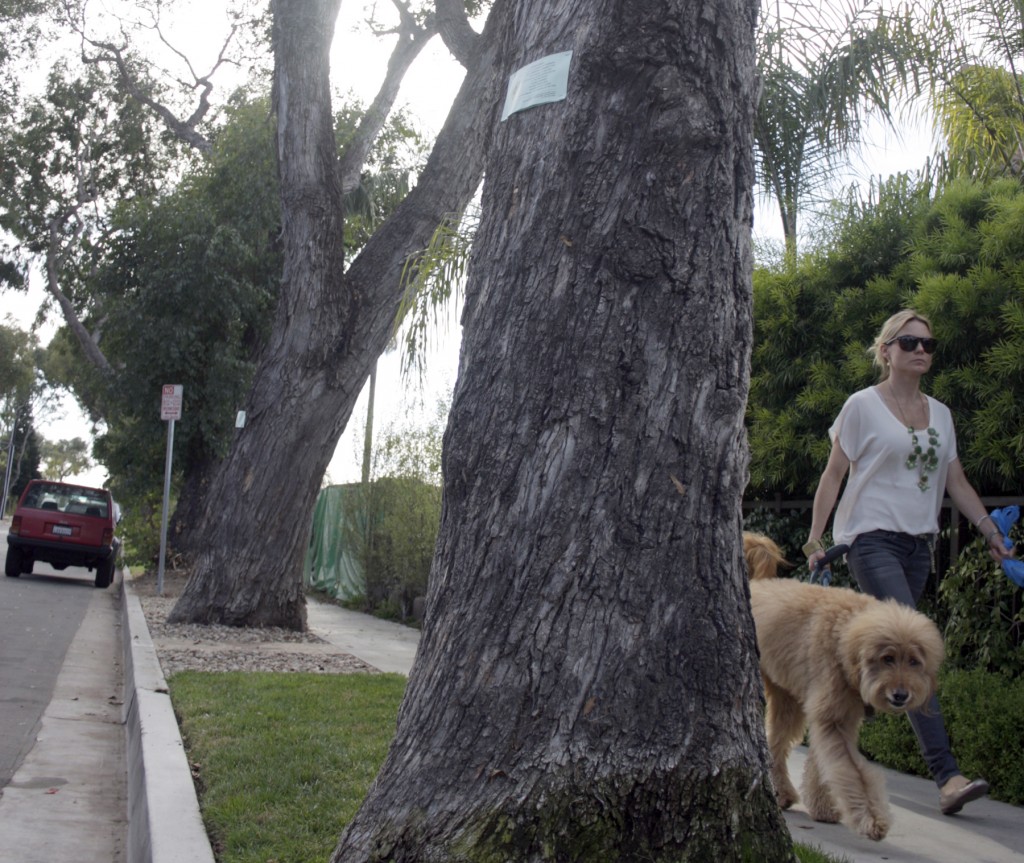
[809,544,850,587]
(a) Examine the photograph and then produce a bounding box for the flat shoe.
[940,777,990,815]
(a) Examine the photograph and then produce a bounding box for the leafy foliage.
[748,174,1024,499]
[396,205,477,381]
[755,0,924,248]
[0,0,46,127]
[39,436,91,480]
[342,399,446,621]
[88,94,282,507]
[112,486,164,568]
[0,322,46,506]
[934,64,1024,180]
[0,61,168,260]
[354,476,440,621]
[924,0,1024,182]
[934,523,1024,677]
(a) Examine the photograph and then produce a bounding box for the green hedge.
[933,524,1024,678]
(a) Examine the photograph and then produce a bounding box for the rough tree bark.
[167,0,499,627]
[332,0,794,861]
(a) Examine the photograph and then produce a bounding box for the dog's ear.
[911,616,945,682]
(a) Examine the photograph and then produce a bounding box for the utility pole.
[1,425,16,518]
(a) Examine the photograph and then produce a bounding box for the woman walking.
[803,308,1012,815]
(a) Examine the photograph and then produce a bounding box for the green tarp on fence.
[304,484,365,601]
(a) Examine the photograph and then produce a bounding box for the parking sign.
[160,384,183,421]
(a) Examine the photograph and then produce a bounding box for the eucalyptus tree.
[0,62,169,380]
[332,0,794,856]
[166,0,498,628]
[755,0,923,254]
[2,0,491,625]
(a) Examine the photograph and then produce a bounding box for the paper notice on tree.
[501,51,573,121]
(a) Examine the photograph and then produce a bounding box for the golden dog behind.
[743,532,944,841]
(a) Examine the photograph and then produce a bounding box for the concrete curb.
[121,575,215,863]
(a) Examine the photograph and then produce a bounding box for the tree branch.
[342,12,502,378]
[338,2,438,195]
[45,209,114,378]
[58,0,231,155]
[435,0,480,67]
[79,36,215,154]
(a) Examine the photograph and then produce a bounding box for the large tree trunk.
[167,0,500,627]
[332,0,793,860]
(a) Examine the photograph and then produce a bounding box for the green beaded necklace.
[890,383,940,492]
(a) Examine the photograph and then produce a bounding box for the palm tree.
[755,0,923,255]
[924,0,1024,180]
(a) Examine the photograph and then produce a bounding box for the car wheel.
[94,557,115,589]
[5,547,22,578]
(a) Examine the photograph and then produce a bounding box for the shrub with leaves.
[357,475,440,621]
[344,398,446,621]
[934,523,1024,677]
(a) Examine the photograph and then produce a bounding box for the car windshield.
[22,482,110,518]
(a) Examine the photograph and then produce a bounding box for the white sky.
[1,1,938,487]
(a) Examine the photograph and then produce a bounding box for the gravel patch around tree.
[129,569,377,677]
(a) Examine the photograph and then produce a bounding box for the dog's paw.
[803,787,840,824]
[771,772,799,809]
[849,811,890,841]
[775,785,799,810]
[805,800,841,824]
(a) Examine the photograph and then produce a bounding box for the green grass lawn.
[170,672,407,863]
[169,672,846,863]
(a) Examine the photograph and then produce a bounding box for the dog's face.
[841,601,944,714]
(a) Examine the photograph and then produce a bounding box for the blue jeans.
[847,530,959,787]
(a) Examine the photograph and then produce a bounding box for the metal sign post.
[157,385,183,596]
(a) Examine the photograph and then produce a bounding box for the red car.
[5,480,120,588]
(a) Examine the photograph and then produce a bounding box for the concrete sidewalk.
[4,578,1022,862]
[781,748,1024,862]
[0,577,126,862]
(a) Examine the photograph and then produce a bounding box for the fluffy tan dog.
[743,531,791,581]
[743,532,944,841]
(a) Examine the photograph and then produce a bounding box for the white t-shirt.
[830,386,957,547]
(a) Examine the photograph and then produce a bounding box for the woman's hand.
[986,529,1014,563]
[807,548,826,572]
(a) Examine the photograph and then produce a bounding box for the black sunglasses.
[885,335,938,354]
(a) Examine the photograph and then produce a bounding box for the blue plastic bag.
[989,506,1024,589]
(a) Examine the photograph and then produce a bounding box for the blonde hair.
[870,309,933,382]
